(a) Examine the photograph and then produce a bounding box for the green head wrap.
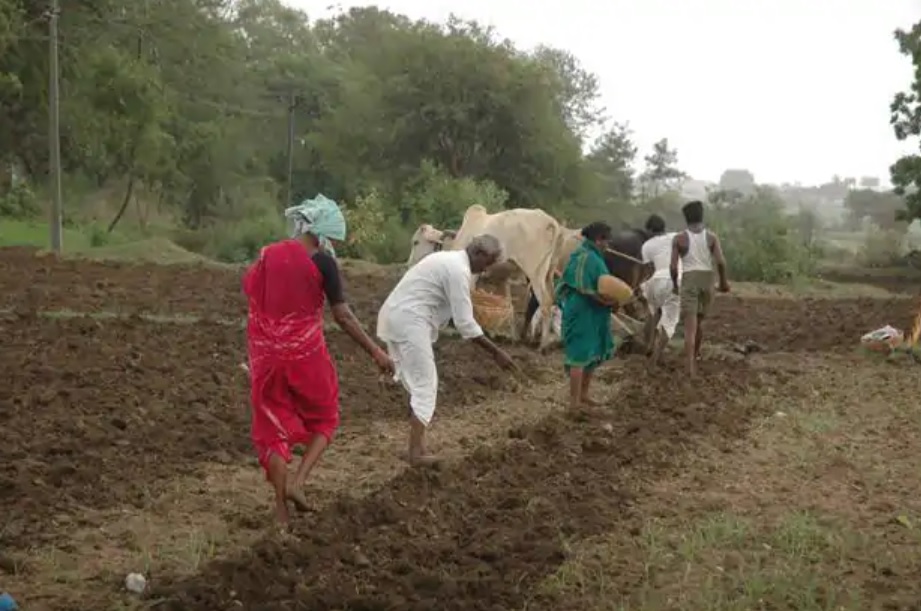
[284,193,347,258]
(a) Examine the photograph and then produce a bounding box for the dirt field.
[0,246,399,322]
[2,246,920,610]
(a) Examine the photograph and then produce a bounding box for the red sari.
[242,239,340,475]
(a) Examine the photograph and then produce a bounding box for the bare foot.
[286,488,311,513]
[274,503,291,527]
[581,397,599,407]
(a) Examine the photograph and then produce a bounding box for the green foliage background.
[5,0,916,282]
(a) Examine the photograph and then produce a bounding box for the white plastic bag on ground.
[860,325,903,354]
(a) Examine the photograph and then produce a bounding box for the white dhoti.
[385,337,438,426]
[642,276,681,339]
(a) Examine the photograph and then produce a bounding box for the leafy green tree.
[0,0,687,262]
[584,122,637,207]
[890,20,921,220]
[640,138,686,197]
[532,45,605,139]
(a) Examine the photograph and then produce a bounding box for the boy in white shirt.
[640,214,681,366]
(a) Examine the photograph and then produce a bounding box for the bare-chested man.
[670,200,730,377]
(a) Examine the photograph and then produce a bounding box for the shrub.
[182,214,285,263]
[860,226,904,267]
[400,160,508,229]
[87,223,112,247]
[708,190,818,283]
[339,190,389,261]
[0,182,40,219]
[336,163,510,264]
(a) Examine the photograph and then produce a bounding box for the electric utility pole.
[284,91,299,209]
[48,0,64,252]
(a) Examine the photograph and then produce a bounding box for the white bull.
[408,223,522,288]
[410,220,584,342]
[407,224,456,265]
[448,205,563,350]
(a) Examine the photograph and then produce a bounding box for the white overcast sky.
[287,0,919,186]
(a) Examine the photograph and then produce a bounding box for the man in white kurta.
[377,235,516,465]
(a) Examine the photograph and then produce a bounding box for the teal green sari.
[556,240,616,371]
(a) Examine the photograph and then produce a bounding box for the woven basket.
[471,289,515,333]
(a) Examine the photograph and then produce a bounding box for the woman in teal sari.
[556,221,618,409]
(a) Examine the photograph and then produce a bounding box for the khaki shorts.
[680,270,714,317]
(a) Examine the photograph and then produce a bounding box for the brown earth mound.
[0,314,535,550]
[818,267,921,295]
[709,295,917,352]
[1,246,404,322]
[3,246,245,317]
[153,358,779,611]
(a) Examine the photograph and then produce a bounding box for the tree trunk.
[108,174,136,233]
[107,124,144,233]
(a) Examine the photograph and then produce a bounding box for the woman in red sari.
[243,195,393,526]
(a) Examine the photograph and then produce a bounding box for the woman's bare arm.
[331,303,385,358]
[312,251,388,362]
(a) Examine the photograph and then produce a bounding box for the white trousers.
[642,277,681,339]
[385,338,438,426]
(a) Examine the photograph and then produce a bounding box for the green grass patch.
[0,219,104,250]
[75,237,231,267]
[537,511,866,611]
[0,219,233,267]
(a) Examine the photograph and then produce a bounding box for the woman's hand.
[372,347,395,377]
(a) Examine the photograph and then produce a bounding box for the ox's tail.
[534,220,563,307]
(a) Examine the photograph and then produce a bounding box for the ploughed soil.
[153,357,783,610]
[708,294,917,353]
[0,313,537,552]
[1,246,400,322]
[5,245,915,354]
[3,245,918,610]
[818,265,921,295]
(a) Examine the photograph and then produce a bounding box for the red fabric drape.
[242,240,340,474]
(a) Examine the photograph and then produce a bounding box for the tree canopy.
[890,20,921,220]
[0,0,697,261]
